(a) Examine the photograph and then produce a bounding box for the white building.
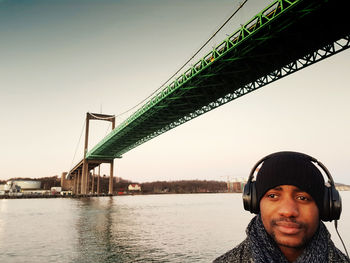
[10,180,41,190]
[0,181,21,194]
[128,184,141,192]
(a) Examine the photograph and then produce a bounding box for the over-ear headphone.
[242,151,342,222]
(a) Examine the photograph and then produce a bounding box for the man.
[214,151,349,263]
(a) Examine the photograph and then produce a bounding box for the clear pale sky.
[1,0,349,184]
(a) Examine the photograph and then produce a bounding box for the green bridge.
[67,0,350,195]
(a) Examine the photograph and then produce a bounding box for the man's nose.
[278,196,299,218]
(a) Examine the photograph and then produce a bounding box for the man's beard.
[269,218,309,249]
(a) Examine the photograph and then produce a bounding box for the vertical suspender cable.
[68,119,86,176]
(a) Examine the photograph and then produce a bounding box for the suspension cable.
[114,0,249,119]
[68,118,86,175]
[105,122,112,137]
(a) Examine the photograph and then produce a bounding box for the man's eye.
[267,193,277,199]
[297,196,308,201]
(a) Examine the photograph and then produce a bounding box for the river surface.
[0,192,349,262]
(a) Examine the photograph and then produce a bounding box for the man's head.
[255,152,325,253]
[256,151,325,213]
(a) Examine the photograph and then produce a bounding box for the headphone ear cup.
[243,181,259,214]
[329,186,342,221]
[250,181,259,214]
[321,185,342,221]
[243,181,252,212]
[321,186,331,221]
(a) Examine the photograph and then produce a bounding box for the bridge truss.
[86,0,349,160]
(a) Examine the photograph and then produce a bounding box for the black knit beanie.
[256,151,325,213]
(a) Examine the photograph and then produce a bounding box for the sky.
[0,0,349,185]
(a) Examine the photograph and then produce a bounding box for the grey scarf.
[247,215,328,263]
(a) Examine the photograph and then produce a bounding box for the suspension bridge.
[64,0,350,195]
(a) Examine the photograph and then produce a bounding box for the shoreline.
[0,191,233,200]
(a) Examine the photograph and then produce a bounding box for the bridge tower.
[80,112,116,195]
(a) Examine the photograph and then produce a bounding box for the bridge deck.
[83,0,349,162]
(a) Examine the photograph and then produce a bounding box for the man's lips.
[272,220,303,235]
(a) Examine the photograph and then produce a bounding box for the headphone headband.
[248,151,335,186]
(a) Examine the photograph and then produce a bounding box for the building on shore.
[128,184,142,192]
[226,177,247,193]
[0,180,42,196]
[0,181,21,195]
[10,180,41,190]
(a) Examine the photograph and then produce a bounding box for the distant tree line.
[96,176,131,193]
[2,176,227,194]
[140,180,227,194]
[84,178,227,194]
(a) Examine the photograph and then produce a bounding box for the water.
[1,192,349,262]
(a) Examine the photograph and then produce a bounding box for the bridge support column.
[81,162,85,194]
[85,170,91,194]
[81,159,88,195]
[91,168,95,194]
[77,170,81,195]
[109,160,114,195]
[97,165,100,195]
[73,175,77,195]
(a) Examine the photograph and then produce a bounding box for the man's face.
[260,185,319,249]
